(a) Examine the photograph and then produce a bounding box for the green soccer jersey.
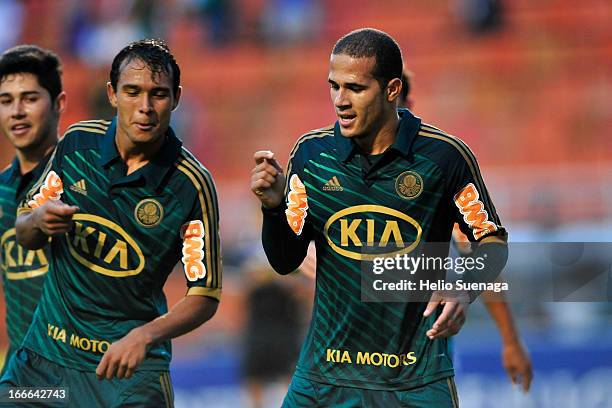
[263,109,506,390]
[17,118,222,371]
[0,156,51,366]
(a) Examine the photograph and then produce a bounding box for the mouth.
[11,123,32,136]
[337,113,356,127]
[135,123,156,131]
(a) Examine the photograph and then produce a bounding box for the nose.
[334,88,350,110]
[11,100,26,118]
[138,94,154,114]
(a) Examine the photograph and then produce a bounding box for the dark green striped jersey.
[0,156,51,365]
[17,118,221,371]
[262,109,505,390]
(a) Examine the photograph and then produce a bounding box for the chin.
[339,128,357,138]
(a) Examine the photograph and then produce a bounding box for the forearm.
[136,295,218,345]
[15,211,49,250]
[483,295,520,345]
[262,204,310,274]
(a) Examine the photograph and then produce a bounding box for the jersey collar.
[335,108,422,162]
[99,117,183,191]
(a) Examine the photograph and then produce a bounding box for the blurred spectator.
[242,264,302,408]
[260,0,322,46]
[451,0,505,34]
[176,0,237,46]
[0,1,24,51]
[66,0,146,65]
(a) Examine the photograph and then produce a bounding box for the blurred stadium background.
[0,0,611,407]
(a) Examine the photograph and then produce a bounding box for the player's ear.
[106,82,118,108]
[386,78,402,102]
[171,86,182,112]
[54,91,67,115]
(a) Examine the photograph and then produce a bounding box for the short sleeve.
[17,141,64,216]
[179,164,222,301]
[448,141,506,242]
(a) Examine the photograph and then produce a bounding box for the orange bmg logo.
[454,183,498,240]
[181,220,206,281]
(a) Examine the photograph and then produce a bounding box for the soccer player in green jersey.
[0,45,65,374]
[251,28,508,407]
[1,39,221,407]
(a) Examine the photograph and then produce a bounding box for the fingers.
[124,362,136,379]
[423,291,441,317]
[253,150,273,163]
[54,204,80,217]
[96,353,136,380]
[116,362,127,380]
[426,302,455,339]
[251,170,277,185]
[426,300,467,339]
[96,354,109,380]
[521,367,533,392]
[429,313,465,339]
[266,157,283,172]
[250,161,282,193]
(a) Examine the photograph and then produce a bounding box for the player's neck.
[16,135,57,175]
[115,131,166,176]
[354,111,399,155]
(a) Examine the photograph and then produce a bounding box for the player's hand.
[299,242,317,280]
[423,290,469,339]
[502,340,533,392]
[251,150,286,209]
[96,327,152,380]
[31,200,79,236]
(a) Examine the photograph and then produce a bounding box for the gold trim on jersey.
[418,123,500,224]
[63,126,106,136]
[186,286,221,300]
[176,151,221,291]
[64,119,110,137]
[285,125,334,195]
[179,152,221,286]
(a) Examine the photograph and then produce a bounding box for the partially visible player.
[399,71,532,392]
[1,39,221,407]
[252,28,508,407]
[0,45,65,374]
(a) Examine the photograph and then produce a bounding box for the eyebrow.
[328,78,366,88]
[120,84,171,93]
[0,90,41,98]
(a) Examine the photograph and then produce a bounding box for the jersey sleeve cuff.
[17,207,32,216]
[261,202,287,216]
[186,286,221,301]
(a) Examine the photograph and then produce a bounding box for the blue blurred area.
[170,324,612,408]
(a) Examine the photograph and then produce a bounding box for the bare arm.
[96,295,218,380]
[482,291,533,392]
[16,200,79,249]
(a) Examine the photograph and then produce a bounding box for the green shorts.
[0,348,174,408]
[282,375,460,408]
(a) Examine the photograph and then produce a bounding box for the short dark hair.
[332,28,403,90]
[400,70,413,105]
[0,45,63,101]
[110,39,180,95]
